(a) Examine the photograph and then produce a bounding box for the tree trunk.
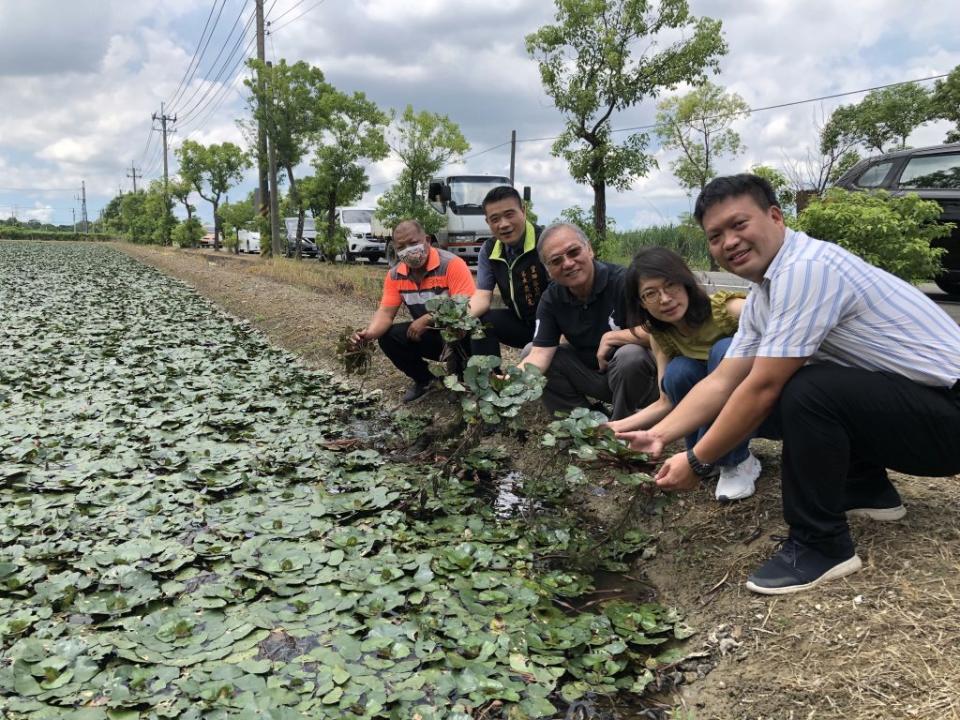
[212,199,221,251]
[326,192,337,264]
[592,181,606,250]
[286,166,303,260]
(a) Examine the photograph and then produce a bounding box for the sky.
[0,0,957,230]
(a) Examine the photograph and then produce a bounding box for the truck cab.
[427,175,514,262]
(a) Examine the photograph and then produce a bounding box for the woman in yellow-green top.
[608,247,759,502]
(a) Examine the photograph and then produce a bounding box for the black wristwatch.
[686,448,715,478]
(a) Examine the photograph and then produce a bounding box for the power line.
[167,0,232,114]
[178,33,257,135]
[515,72,953,144]
[267,0,326,35]
[172,3,256,121]
[267,0,308,26]
[164,0,222,112]
[176,14,257,124]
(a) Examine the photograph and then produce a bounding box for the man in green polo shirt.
[468,186,549,360]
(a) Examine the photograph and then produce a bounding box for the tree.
[119,182,176,245]
[374,105,469,234]
[168,177,197,223]
[749,164,796,215]
[655,82,748,194]
[302,91,389,260]
[245,59,335,257]
[526,0,726,242]
[176,140,251,250]
[218,198,256,253]
[824,83,932,154]
[931,65,960,143]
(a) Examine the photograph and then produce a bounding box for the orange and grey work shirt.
[380,247,476,320]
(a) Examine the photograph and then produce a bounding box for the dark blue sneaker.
[745,536,862,595]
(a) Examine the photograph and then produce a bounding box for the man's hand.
[596,331,621,372]
[407,315,432,341]
[654,452,700,492]
[614,430,665,457]
[351,329,372,347]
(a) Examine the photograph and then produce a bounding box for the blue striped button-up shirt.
[726,228,960,388]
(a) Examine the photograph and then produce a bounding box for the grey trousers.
[530,343,658,420]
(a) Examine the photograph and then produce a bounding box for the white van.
[338,207,384,263]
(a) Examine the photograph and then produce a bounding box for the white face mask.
[397,243,428,268]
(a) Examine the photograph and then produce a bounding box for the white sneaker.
[716,452,760,502]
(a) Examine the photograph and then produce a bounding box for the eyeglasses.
[545,244,585,269]
[639,280,683,305]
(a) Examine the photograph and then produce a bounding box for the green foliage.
[443,356,547,428]
[0,226,113,241]
[526,0,727,240]
[304,91,390,254]
[823,83,932,154]
[374,105,469,236]
[749,165,796,213]
[606,222,710,269]
[796,188,951,283]
[217,198,256,247]
[543,408,650,471]
[0,241,691,718]
[119,181,176,245]
[424,296,485,343]
[176,139,251,246]
[557,206,615,256]
[656,82,749,193]
[931,65,960,143]
[171,217,203,248]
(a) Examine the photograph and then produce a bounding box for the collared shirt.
[532,260,628,367]
[475,222,536,292]
[380,247,476,319]
[726,228,960,388]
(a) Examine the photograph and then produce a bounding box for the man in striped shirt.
[618,174,960,595]
[352,220,475,403]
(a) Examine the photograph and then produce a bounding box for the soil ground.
[117,243,960,720]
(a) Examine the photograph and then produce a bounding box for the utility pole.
[509,130,517,185]
[255,0,270,255]
[127,164,141,193]
[266,59,282,256]
[81,181,88,235]
[72,208,76,233]
[152,102,177,244]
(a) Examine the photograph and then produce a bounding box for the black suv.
[834,143,960,295]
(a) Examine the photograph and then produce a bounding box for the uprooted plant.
[335,325,377,376]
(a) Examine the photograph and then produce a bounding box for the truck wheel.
[385,240,398,267]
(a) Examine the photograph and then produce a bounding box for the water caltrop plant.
[0,242,691,719]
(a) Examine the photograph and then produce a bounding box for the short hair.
[537,222,590,262]
[693,174,780,226]
[394,219,425,237]
[624,246,712,333]
[482,185,523,212]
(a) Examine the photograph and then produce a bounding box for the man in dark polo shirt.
[352,219,475,402]
[518,222,657,420]
[468,186,548,360]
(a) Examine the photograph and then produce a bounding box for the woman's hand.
[654,452,699,492]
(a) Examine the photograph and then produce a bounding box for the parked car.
[283,217,320,258]
[338,207,385,262]
[199,231,216,248]
[238,230,260,254]
[834,143,960,295]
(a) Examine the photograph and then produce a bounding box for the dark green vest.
[483,222,549,324]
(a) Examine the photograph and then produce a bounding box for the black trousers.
[758,364,960,557]
[377,323,445,384]
[470,309,535,359]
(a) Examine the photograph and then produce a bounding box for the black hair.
[482,185,523,212]
[625,246,712,334]
[693,173,780,226]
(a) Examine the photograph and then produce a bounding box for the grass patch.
[240,257,386,307]
[605,223,711,269]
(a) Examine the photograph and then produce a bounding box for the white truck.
[371,175,530,264]
[237,230,260,254]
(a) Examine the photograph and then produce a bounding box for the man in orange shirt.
[352,219,476,402]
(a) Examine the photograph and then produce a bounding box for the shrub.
[796,188,951,284]
[171,218,203,248]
